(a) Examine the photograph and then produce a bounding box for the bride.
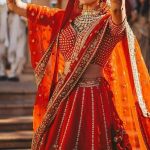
[7,0,150,149]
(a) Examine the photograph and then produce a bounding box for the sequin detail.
[74,87,85,150]
[59,87,79,149]
[59,24,76,61]
[90,17,125,67]
[59,16,125,68]
[91,87,95,150]
[125,21,150,117]
[53,99,69,149]
[99,91,111,150]
[77,77,102,87]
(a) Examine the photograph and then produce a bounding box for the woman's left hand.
[110,0,126,24]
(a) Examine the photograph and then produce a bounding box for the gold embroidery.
[64,61,71,75]
[31,20,109,149]
[62,17,103,76]
[125,21,150,117]
[34,40,55,86]
[74,87,85,149]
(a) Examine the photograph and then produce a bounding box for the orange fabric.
[27,3,150,149]
[104,37,150,149]
[27,4,65,130]
[27,4,64,69]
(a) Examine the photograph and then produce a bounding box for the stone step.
[22,63,33,74]
[0,116,33,132]
[0,104,33,118]
[19,73,35,83]
[0,94,35,105]
[22,67,33,74]
[0,81,36,94]
[0,131,32,149]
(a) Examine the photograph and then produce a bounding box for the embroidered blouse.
[59,17,126,67]
[27,4,125,68]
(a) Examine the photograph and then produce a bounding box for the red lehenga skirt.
[44,77,131,150]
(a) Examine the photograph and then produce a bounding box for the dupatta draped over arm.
[27,1,150,149]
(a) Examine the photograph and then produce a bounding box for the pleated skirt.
[44,77,131,150]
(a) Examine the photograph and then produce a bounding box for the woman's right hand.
[6,0,27,17]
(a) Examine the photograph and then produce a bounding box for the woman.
[7,0,150,149]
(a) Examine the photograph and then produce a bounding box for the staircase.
[0,72,36,149]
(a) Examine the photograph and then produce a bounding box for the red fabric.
[43,78,131,150]
[27,1,150,149]
[59,18,126,67]
[27,2,110,132]
[104,38,150,149]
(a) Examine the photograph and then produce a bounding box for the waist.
[81,64,104,79]
[77,77,105,87]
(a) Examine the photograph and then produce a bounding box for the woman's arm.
[7,0,63,26]
[110,0,126,24]
[7,0,27,17]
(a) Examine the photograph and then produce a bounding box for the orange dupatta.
[104,37,150,149]
[27,3,65,130]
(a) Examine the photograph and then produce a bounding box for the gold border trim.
[125,21,150,117]
[31,19,109,149]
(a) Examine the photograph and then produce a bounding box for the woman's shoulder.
[27,3,65,16]
[27,4,65,26]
